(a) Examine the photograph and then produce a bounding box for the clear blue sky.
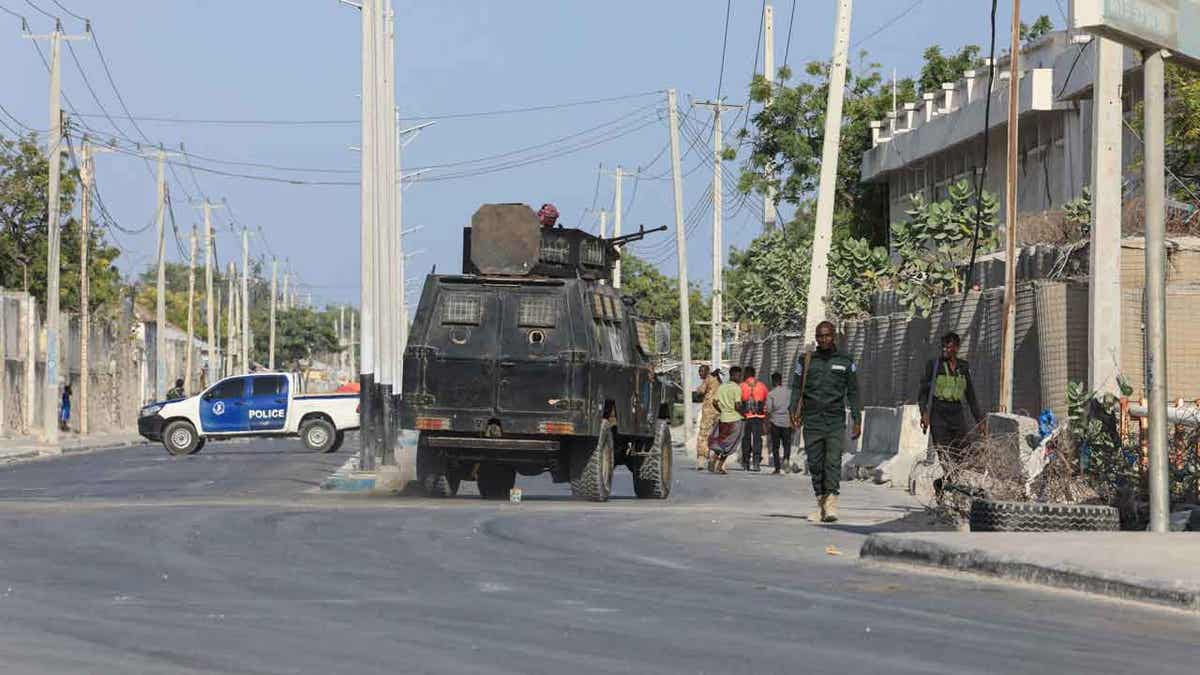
[3,0,1066,309]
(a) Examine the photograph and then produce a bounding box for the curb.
[860,534,1200,612]
[0,450,41,462]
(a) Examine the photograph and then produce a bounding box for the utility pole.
[77,138,111,435]
[349,311,357,376]
[762,4,777,229]
[357,0,379,470]
[185,226,197,392]
[598,208,608,239]
[25,21,87,441]
[802,0,852,342]
[148,147,180,402]
[998,0,1021,412]
[1089,37,1123,396]
[604,166,636,288]
[195,200,223,384]
[241,228,250,371]
[693,99,743,366]
[667,88,694,447]
[1144,47,1169,532]
[338,305,346,373]
[269,258,277,370]
[226,262,236,376]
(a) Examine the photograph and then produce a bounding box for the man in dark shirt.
[918,331,983,500]
[790,321,861,523]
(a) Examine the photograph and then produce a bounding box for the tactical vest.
[933,362,967,402]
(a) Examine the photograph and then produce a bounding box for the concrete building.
[860,30,1145,231]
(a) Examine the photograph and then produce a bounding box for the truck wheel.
[301,418,336,452]
[417,435,458,498]
[570,420,614,502]
[163,421,200,456]
[633,420,672,499]
[327,431,346,454]
[477,464,516,500]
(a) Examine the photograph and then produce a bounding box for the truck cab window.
[252,376,287,397]
[211,377,245,400]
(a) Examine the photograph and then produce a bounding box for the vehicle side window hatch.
[442,293,483,325]
[519,295,558,328]
[252,375,287,397]
[635,320,656,355]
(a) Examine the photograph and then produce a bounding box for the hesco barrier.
[732,279,1200,424]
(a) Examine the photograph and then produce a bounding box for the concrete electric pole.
[604,166,636,288]
[1089,37,1123,396]
[25,21,87,441]
[77,138,111,434]
[269,258,277,371]
[195,200,223,384]
[148,147,180,402]
[241,228,250,371]
[998,0,1021,413]
[693,99,743,367]
[1143,48,1169,533]
[803,0,852,341]
[185,226,197,392]
[226,262,236,376]
[762,4,777,229]
[666,88,694,447]
[357,0,380,470]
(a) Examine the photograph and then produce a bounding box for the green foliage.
[620,253,711,359]
[918,44,983,94]
[1020,15,1055,44]
[828,236,890,319]
[1066,380,1140,503]
[136,262,230,342]
[0,132,124,313]
[892,180,999,316]
[254,307,342,372]
[1164,63,1200,201]
[1063,187,1092,237]
[726,225,810,331]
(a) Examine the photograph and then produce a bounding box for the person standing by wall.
[764,372,793,475]
[707,366,745,474]
[693,364,721,470]
[59,384,72,432]
[790,321,861,523]
[739,366,769,472]
[918,331,983,501]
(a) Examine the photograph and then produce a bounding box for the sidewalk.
[0,430,150,462]
[861,531,1200,612]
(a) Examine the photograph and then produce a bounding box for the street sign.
[1074,0,1200,66]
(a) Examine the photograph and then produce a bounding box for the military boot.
[806,495,826,523]
[822,494,839,522]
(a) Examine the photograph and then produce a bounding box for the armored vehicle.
[399,203,675,502]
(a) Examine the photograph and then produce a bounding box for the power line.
[21,0,54,20]
[964,0,1000,292]
[67,90,665,127]
[781,0,796,79]
[715,0,733,101]
[47,0,84,22]
[851,0,925,49]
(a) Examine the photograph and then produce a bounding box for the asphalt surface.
[0,436,1196,674]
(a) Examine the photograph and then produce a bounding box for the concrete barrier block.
[844,406,903,481]
[986,412,1039,470]
[874,405,928,485]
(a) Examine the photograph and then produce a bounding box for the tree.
[620,253,711,359]
[135,262,228,340]
[254,307,341,376]
[1021,15,1054,44]
[918,44,983,94]
[1164,63,1200,200]
[726,224,810,331]
[0,132,123,313]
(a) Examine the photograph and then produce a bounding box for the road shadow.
[762,509,954,534]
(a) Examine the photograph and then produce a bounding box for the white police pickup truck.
[138,372,360,456]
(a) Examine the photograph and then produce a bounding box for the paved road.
[0,437,1195,674]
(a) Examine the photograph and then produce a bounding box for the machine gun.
[605,224,669,248]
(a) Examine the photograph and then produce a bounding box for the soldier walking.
[918,331,983,500]
[790,321,861,523]
[693,365,721,470]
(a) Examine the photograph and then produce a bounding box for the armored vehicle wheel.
[571,420,614,502]
[477,464,516,500]
[163,420,200,456]
[633,420,672,499]
[417,435,459,498]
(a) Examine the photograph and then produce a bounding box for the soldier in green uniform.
[790,321,861,523]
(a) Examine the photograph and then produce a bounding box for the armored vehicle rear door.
[495,286,576,415]
[421,286,500,412]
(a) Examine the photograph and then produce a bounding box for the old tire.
[571,420,614,502]
[633,420,672,499]
[162,421,200,456]
[477,464,516,500]
[417,436,459,498]
[969,499,1120,532]
[326,431,346,454]
[301,418,337,453]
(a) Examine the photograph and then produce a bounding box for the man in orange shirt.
[739,366,769,472]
